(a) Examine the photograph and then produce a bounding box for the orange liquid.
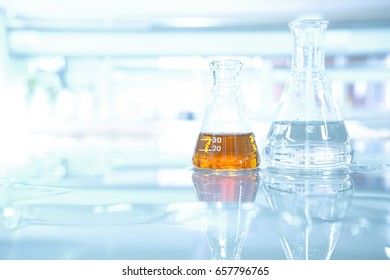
[192,133,260,170]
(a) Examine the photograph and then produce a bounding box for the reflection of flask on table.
[192,170,259,259]
[263,19,353,172]
[192,169,259,202]
[192,60,260,170]
[263,169,353,260]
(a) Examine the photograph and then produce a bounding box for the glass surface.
[0,158,389,260]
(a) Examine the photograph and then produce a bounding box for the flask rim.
[209,60,243,72]
[288,19,329,30]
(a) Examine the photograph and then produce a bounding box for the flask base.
[263,121,353,172]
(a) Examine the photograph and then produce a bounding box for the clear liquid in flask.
[264,120,353,171]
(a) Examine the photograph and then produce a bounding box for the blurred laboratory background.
[0,0,389,181]
[0,0,390,261]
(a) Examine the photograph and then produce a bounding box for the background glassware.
[192,60,260,170]
[263,169,353,260]
[263,19,353,172]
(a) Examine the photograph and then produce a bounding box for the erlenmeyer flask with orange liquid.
[192,60,260,170]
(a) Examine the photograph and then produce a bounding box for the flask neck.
[210,60,242,85]
[213,71,241,85]
[290,20,328,70]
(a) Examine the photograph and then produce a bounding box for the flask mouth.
[289,19,329,31]
[209,60,243,72]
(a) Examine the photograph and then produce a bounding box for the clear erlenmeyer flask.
[263,19,353,172]
[192,60,260,170]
